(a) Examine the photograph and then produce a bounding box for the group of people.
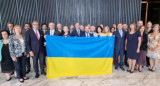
[0,20,159,83]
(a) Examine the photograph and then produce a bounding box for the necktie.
[119,30,122,37]
[35,30,39,40]
[121,30,123,37]
[77,30,80,36]
[10,30,13,34]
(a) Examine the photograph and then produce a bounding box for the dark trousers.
[146,56,150,66]
[124,50,128,65]
[26,57,31,71]
[32,50,45,74]
[115,49,124,67]
[44,47,47,66]
[13,54,26,79]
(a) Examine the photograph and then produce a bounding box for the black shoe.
[41,72,46,75]
[35,74,39,78]
[26,70,30,74]
[10,71,14,75]
[120,67,125,71]
[6,77,12,81]
[146,65,150,67]
[130,71,134,73]
[148,68,152,71]
[127,69,131,72]
[19,79,24,83]
[115,67,118,70]
[23,77,29,80]
[151,69,156,72]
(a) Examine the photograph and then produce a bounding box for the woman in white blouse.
[9,25,28,83]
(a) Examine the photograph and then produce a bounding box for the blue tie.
[119,30,123,37]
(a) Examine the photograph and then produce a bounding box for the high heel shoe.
[135,68,138,71]
[148,68,152,71]
[139,70,142,72]
[127,69,131,72]
[151,68,156,72]
[130,70,134,73]
[6,77,12,81]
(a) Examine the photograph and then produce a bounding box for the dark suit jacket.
[81,32,94,37]
[58,29,64,36]
[9,30,13,35]
[140,33,148,51]
[70,29,85,37]
[46,29,61,36]
[25,29,45,54]
[113,30,126,50]
[42,30,48,35]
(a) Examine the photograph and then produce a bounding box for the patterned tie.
[35,30,39,40]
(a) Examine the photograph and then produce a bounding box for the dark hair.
[0,30,10,40]
[24,23,31,27]
[41,23,48,27]
[139,25,146,32]
[96,26,103,33]
[110,27,115,30]
[117,23,123,25]
[7,22,14,25]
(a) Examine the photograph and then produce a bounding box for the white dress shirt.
[50,30,55,35]
[85,32,90,37]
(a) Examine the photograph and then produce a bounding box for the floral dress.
[147,33,160,59]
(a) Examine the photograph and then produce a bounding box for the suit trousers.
[32,50,45,74]
[115,49,124,67]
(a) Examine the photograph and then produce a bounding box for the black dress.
[127,31,141,59]
[1,44,15,73]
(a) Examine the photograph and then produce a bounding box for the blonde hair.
[152,24,160,32]
[103,26,110,33]
[153,24,160,28]
[13,25,22,34]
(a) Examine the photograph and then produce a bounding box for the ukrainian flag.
[46,35,115,79]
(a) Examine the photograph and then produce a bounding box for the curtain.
[0,0,142,30]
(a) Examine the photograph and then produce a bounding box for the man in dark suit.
[23,23,31,74]
[122,24,129,66]
[113,23,126,71]
[7,22,14,35]
[57,23,64,36]
[69,25,74,34]
[46,22,60,36]
[90,26,96,36]
[137,20,143,29]
[25,21,46,78]
[41,23,48,35]
[81,26,93,37]
[70,23,84,37]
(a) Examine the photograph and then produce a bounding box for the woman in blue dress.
[126,22,141,73]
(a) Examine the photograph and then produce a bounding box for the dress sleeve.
[147,34,150,46]
[137,31,141,37]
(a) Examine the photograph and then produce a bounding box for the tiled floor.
[0,61,160,86]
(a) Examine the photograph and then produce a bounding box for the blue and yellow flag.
[46,35,115,79]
